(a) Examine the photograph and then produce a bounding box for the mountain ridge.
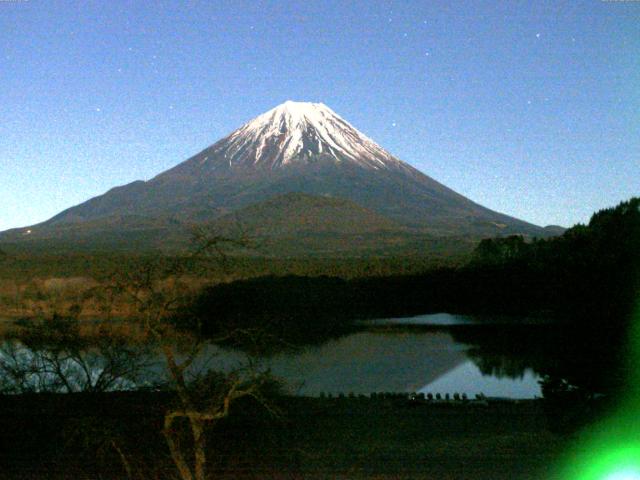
[1,101,555,254]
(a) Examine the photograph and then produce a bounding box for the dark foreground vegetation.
[0,392,567,480]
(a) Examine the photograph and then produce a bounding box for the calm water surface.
[189,313,542,398]
[0,313,543,398]
[270,313,541,397]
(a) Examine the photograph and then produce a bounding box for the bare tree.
[108,228,280,480]
[0,228,281,480]
[0,315,156,394]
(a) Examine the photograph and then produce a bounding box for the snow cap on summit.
[209,100,406,170]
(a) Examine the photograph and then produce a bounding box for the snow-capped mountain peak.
[18,100,550,246]
[203,101,405,171]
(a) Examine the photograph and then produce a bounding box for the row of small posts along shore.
[316,391,503,404]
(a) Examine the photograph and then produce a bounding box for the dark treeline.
[0,250,460,281]
[190,198,640,333]
[467,197,640,321]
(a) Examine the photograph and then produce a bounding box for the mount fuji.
[2,101,553,254]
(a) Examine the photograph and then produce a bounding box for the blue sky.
[1,0,638,231]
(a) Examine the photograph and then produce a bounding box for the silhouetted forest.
[190,198,640,334]
[465,197,640,322]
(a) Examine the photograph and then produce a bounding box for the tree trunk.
[191,418,207,480]
[163,414,194,480]
[111,440,134,480]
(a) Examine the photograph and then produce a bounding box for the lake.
[261,313,542,398]
[262,330,541,398]
[0,313,547,398]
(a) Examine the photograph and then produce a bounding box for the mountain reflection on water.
[0,313,625,399]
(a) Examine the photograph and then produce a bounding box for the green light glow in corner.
[605,469,640,480]
[568,445,640,480]
[557,302,640,480]
[559,427,640,480]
